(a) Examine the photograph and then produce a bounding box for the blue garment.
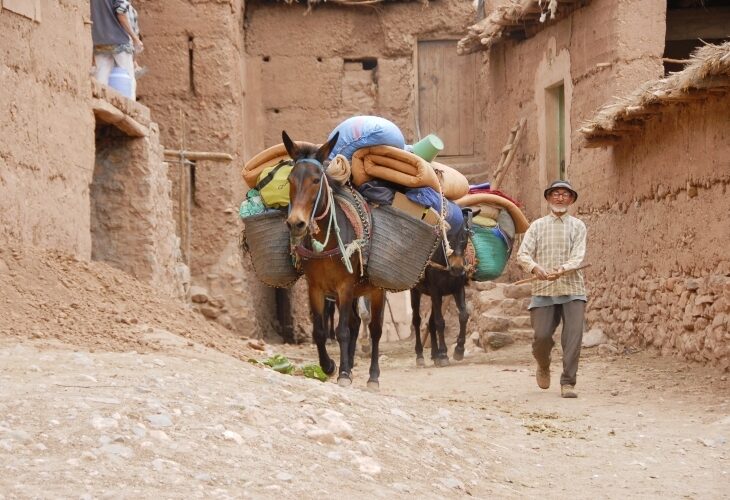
[528,295,587,310]
[404,187,464,238]
[327,116,405,161]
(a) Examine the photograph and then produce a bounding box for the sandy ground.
[0,332,727,499]
[0,246,727,498]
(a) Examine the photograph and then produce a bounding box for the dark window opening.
[664,0,730,75]
[188,35,196,95]
[263,55,270,62]
[344,57,378,71]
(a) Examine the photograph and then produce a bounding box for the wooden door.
[417,40,477,158]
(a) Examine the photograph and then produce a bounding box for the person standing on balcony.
[90,0,143,100]
[516,180,587,398]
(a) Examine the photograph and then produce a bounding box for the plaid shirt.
[516,213,587,296]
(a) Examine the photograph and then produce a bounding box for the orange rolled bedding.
[455,193,530,234]
[431,161,469,200]
[242,142,317,188]
[351,146,440,191]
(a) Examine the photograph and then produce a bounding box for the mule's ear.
[470,208,481,218]
[316,131,339,163]
[282,130,299,159]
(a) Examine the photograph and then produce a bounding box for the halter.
[291,156,360,275]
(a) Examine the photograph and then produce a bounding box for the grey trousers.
[530,300,586,386]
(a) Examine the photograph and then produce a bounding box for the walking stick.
[512,263,591,286]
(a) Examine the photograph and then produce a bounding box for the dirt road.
[1,330,727,499]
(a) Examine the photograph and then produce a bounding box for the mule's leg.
[309,288,335,376]
[453,285,469,361]
[431,293,449,367]
[335,289,355,387]
[366,290,385,390]
[324,299,336,341]
[411,289,425,367]
[347,300,361,370]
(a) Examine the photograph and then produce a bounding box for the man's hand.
[531,265,549,280]
[133,36,144,53]
[546,266,564,281]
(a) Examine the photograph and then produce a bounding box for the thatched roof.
[580,42,730,147]
[457,0,590,55]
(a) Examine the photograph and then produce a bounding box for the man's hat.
[544,180,578,201]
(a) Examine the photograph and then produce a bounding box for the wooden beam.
[164,150,234,162]
[92,98,148,137]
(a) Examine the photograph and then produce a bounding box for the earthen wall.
[0,0,95,256]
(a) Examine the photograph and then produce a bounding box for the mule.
[283,131,385,389]
[411,208,477,367]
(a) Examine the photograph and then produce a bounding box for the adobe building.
[0,0,186,300]
[459,0,729,369]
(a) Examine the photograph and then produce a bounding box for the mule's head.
[282,130,339,242]
[445,208,479,277]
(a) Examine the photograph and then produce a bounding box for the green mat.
[471,225,510,281]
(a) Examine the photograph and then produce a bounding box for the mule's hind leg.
[347,301,361,370]
[411,289,425,367]
[366,290,385,390]
[431,293,449,367]
[453,285,469,361]
[309,288,336,376]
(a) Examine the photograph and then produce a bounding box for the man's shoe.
[561,385,578,398]
[536,367,550,389]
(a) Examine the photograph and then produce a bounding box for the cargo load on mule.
[237,116,475,292]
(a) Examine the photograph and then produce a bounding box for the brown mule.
[283,131,385,389]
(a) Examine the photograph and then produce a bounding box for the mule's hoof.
[366,380,380,392]
[453,348,464,361]
[435,357,450,367]
[337,375,352,387]
[323,360,337,376]
[416,357,425,368]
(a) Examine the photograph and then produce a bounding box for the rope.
[434,170,453,257]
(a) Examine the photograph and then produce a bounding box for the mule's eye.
[312,177,321,185]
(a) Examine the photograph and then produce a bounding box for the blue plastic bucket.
[108,66,133,99]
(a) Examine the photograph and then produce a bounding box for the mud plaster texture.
[91,123,186,300]
[136,0,267,337]
[0,0,95,257]
[473,0,729,367]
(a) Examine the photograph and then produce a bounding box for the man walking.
[516,180,587,398]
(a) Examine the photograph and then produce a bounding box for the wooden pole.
[164,150,234,162]
[512,263,591,286]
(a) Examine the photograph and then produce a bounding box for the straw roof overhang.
[580,42,730,148]
[457,0,590,55]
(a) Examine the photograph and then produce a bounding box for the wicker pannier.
[241,210,300,287]
[367,205,439,291]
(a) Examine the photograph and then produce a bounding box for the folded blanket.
[242,142,318,188]
[351,146,470,200]
[351,146,440,192]
[456,193,530,234]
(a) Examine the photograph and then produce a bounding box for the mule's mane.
[295,143,320,159]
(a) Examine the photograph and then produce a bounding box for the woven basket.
[241,210,300,288]
[368,206,439,291]
[471,225,511,281]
